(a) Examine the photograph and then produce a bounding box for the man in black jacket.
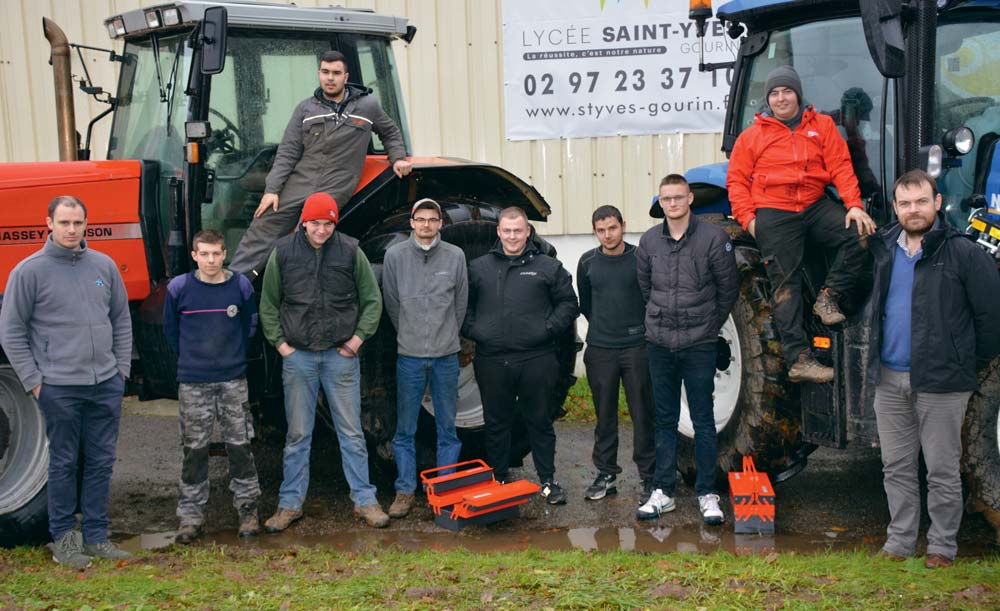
[464,207,579,504]
[636,175,739,524]
[869,170,1000,568]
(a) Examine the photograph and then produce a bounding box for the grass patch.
[2,545,997,610]
[563,377,630,425]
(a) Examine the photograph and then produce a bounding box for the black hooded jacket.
[463,234,579,359]
[868,215,1000,392]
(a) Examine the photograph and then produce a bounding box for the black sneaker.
[584,473,617,501]
[540,481,567,505]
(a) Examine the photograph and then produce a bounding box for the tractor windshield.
[733,17,893,205]
[934,19,1000,225]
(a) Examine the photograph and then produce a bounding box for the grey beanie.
[765,65,802,103]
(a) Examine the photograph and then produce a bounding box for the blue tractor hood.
[648,162,732,219]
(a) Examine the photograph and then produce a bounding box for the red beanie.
[301,192,339,224]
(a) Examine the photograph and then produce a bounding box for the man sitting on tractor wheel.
[727,65,877,384]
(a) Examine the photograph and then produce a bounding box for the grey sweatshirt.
[0,237,132,391]
[381,234,468,358]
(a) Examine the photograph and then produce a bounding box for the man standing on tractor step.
[636,175,739,524]
[258,192,389,530]
[463,207,579,505]
[727,64,877,383]
[577,205,655,503]
[869,170,1000,568]
[163,229,261,544]
[229,49,412,279]
[381,198,467,519]
[0,196,133,567]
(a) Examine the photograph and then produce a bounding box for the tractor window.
[734,18,892,202]
[934,20,1000,226]
[354,37,412,153]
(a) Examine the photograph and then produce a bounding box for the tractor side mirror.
[860,0,905,78]
[199,6,228,75]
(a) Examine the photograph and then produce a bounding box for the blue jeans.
[279,348,377,509]
[392,354,462,493]
[37,374,124,544]
[647,342,718,496]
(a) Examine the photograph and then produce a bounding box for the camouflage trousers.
[177,377,261,526]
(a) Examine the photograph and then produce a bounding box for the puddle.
[116,525,900,557]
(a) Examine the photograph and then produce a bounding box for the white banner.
[502,0,737,141]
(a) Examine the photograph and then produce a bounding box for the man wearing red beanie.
[258,192,389,530]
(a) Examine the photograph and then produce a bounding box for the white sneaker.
[698,494,725,525]
[636,488,675,520]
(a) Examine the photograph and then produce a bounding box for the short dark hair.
[47,195,87,219]
[320,50,347,68]
[659,174,689,189]
[498,206,529,223]
[892,169,938,200]
[192,229,226,251]
[592,205,623,228]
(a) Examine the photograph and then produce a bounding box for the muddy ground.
[109,398,997,556]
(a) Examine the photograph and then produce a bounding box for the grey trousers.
[874,366,971,559]
[228,192,309,277]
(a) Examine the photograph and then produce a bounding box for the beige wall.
[0,0,726,235]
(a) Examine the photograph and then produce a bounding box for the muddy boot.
[175,523,203,545]
[787,353,834,384]
[264,507,303,533]
[388,493,415,519]
[237,503,261,538]
[812,288,846,326]
[354,503,390,528]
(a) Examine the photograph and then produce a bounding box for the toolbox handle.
[742,455,758,474]
[420,459,491,484]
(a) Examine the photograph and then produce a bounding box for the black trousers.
[474,352,558,482]
[583,344,655,481]
[754,196,870,364]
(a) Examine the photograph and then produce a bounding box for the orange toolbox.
[420,459,540,531]
[728,456,775,534]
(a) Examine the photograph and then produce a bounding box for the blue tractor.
[676,0,1000,538]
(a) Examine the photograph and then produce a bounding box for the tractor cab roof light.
[145,9,161,29]
[943,126,974,156]
[921,144,943,178]
[108,17,126,37]
[162,7,181,27]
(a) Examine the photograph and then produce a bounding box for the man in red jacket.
[727,65,876,383]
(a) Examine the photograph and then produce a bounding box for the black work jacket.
[636,214,740,350]
[463,238,579,359]
[275,229,359,351]
[868,216,1000,392]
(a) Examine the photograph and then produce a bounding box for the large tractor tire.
[676,223,804,483]
[356,200,577,469]
[0,367,49,547]
[962,357,1000,542]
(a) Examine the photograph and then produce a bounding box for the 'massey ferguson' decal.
[0,223,143,245]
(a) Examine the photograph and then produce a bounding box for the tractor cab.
[101,1,413,274]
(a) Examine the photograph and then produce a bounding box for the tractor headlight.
[920,144,943,178]
[942,126,974,156]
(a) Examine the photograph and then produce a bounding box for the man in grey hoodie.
[381,198,468,518]
[230,49,412,278]
[0,196,132,567]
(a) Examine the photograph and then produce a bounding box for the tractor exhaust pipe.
[42,18,78,161]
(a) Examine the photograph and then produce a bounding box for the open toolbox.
[420,459,540,531]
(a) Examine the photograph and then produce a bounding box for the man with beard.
[869,169,1000,568]
[230,50,411,278]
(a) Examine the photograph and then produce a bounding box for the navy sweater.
[163,271,257,383]
[577,243,646,349]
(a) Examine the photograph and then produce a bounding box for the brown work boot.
[174,523,203,545]
[876,548,907,562]
[354,503,390,528]
[237,503,261,538]
[264,507,303,533]
[787,353,834,384]
[924,553,954,569]
[388,493,416,519]
[812,288,846,326]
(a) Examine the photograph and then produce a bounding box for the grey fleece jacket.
[0,237,132,391]
[265,86,408,206]
[381,234,468,358]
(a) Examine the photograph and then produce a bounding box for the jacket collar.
[408,233,441,253]
[43,235,87,260]
[489,229,542,264]
[660,213,700,241]
[876,213,960,259]
[313,84,367,113]
[756,105,816,129]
